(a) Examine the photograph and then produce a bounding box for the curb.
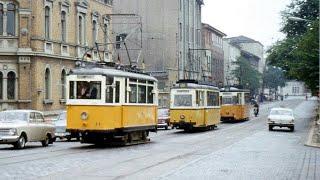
[304,120,320,148]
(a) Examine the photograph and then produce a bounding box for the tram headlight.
[81,112,88,120]
[180,115,185,119]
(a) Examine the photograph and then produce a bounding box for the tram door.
[113,77,125,104]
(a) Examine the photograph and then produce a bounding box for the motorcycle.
[253,106,259,117]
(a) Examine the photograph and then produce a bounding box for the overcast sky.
[202,0,292,50]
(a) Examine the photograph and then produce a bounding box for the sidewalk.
[305,103,320,148]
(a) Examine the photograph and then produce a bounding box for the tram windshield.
[69,81,101,100]
[174,94,192,107]
[221,96,239,105]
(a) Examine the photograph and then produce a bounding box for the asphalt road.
[0,99,318,180]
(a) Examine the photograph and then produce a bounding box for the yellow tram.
[220,87,251,122]
[170,80,221,131]
[66,64,158,145]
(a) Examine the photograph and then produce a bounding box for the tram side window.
[115,81,120,103]
[147,86,154,104]
[129,84,137,103]
[138,85,146,103]
[69,81,75,99]
[174,94,192,107]
[106,77,114,103]
[196,91,204,107]
[76,81,101,99]
[207,91,219,106]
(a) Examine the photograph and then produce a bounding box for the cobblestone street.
[0,99,318,180]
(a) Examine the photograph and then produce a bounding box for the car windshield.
[56,112,66,122]
[158,109,169,117]
[0,111,28,122]
[270,110,292,116]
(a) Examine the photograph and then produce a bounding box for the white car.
[267,108,295,131]
[0,110,55,149]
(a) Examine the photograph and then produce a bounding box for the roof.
[220,87,250,92]
[1,110,43,114]
[226,36,263,46]
[270,108,293,111]
[70,67,158,82]
[202,23,227,37]
[172,81,219,91]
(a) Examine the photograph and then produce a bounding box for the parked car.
[267,108,295,131]
[157,109,170,130]
[54,111,80,141]
[0,110,55,149]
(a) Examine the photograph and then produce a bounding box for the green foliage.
[263,66,286,90]
[267,0,319,94]
[232,56,261,94]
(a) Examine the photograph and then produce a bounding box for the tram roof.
[172,83,219,90]
[70,67,158,81]
[220,87,250,92]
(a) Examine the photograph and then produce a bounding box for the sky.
[202,0,292,50]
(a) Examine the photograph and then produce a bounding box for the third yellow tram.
[220,87,251,122]
[170,80,221,131]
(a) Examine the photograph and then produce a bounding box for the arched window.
[79,16,83,44]
[0,72,3,99]
[92,20,97,44]
[45,68,51,99]
[0,4,3,35]
[7,71,16,100]
[61,69,66,99]
[45,6,50,39]
[61,11,66,42]
[7,3,15,36]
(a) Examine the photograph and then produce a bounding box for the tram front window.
[174,94,192,107]
[76,81,101,99]
[221,96,238,105]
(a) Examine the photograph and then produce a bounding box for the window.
[115,81,120,103]
[0,72,2,99]
[147,86,154,104]
[7,3,15,36]
[76,81,101,99]
[129,84,137,103]
[92,20,97,44]
[196,91,205,106]
[69,81,75,99]
[45,68,51,99]
[207,91,219,106]
[104,22,108,46]
[61,11,66,42]
[138,85,146,103]
[174,94,192,107]
[7,71,16,100]
[61,70,66,99]
[221,96,239,105]
[106,77,114,103]
[78,15,84,44]
[0,4,3,35]
[45,6,50,39]
[36,113,45,123]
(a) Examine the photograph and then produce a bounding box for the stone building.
[0,0,113,112]
[201,23,226,86]
[223,36,264,86]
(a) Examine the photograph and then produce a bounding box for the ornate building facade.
[0,0,113,112]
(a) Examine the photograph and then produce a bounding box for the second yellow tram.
[170,80,221,131]
[220,87,251,122]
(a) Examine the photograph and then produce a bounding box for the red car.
[157,109,170,130]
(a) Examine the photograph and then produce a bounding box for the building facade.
[223,36,264,86]
[0,0,113,112]
[113,0,203,108]
[202,23,226,86]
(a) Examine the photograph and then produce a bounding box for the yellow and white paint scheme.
[220,88,251,122]
[66,66,158,144]
[170,81,220,131]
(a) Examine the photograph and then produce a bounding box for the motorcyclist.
[253,102,259,117]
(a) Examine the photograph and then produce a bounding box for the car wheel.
[269,125,273,131]
[165,126,168,130]
[41,135,50,147]
[290,126,295,132]
[14,135,26,149]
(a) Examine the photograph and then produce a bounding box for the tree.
[263,66,286,96]
[232,56,261,95]
[267,0,319,94]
